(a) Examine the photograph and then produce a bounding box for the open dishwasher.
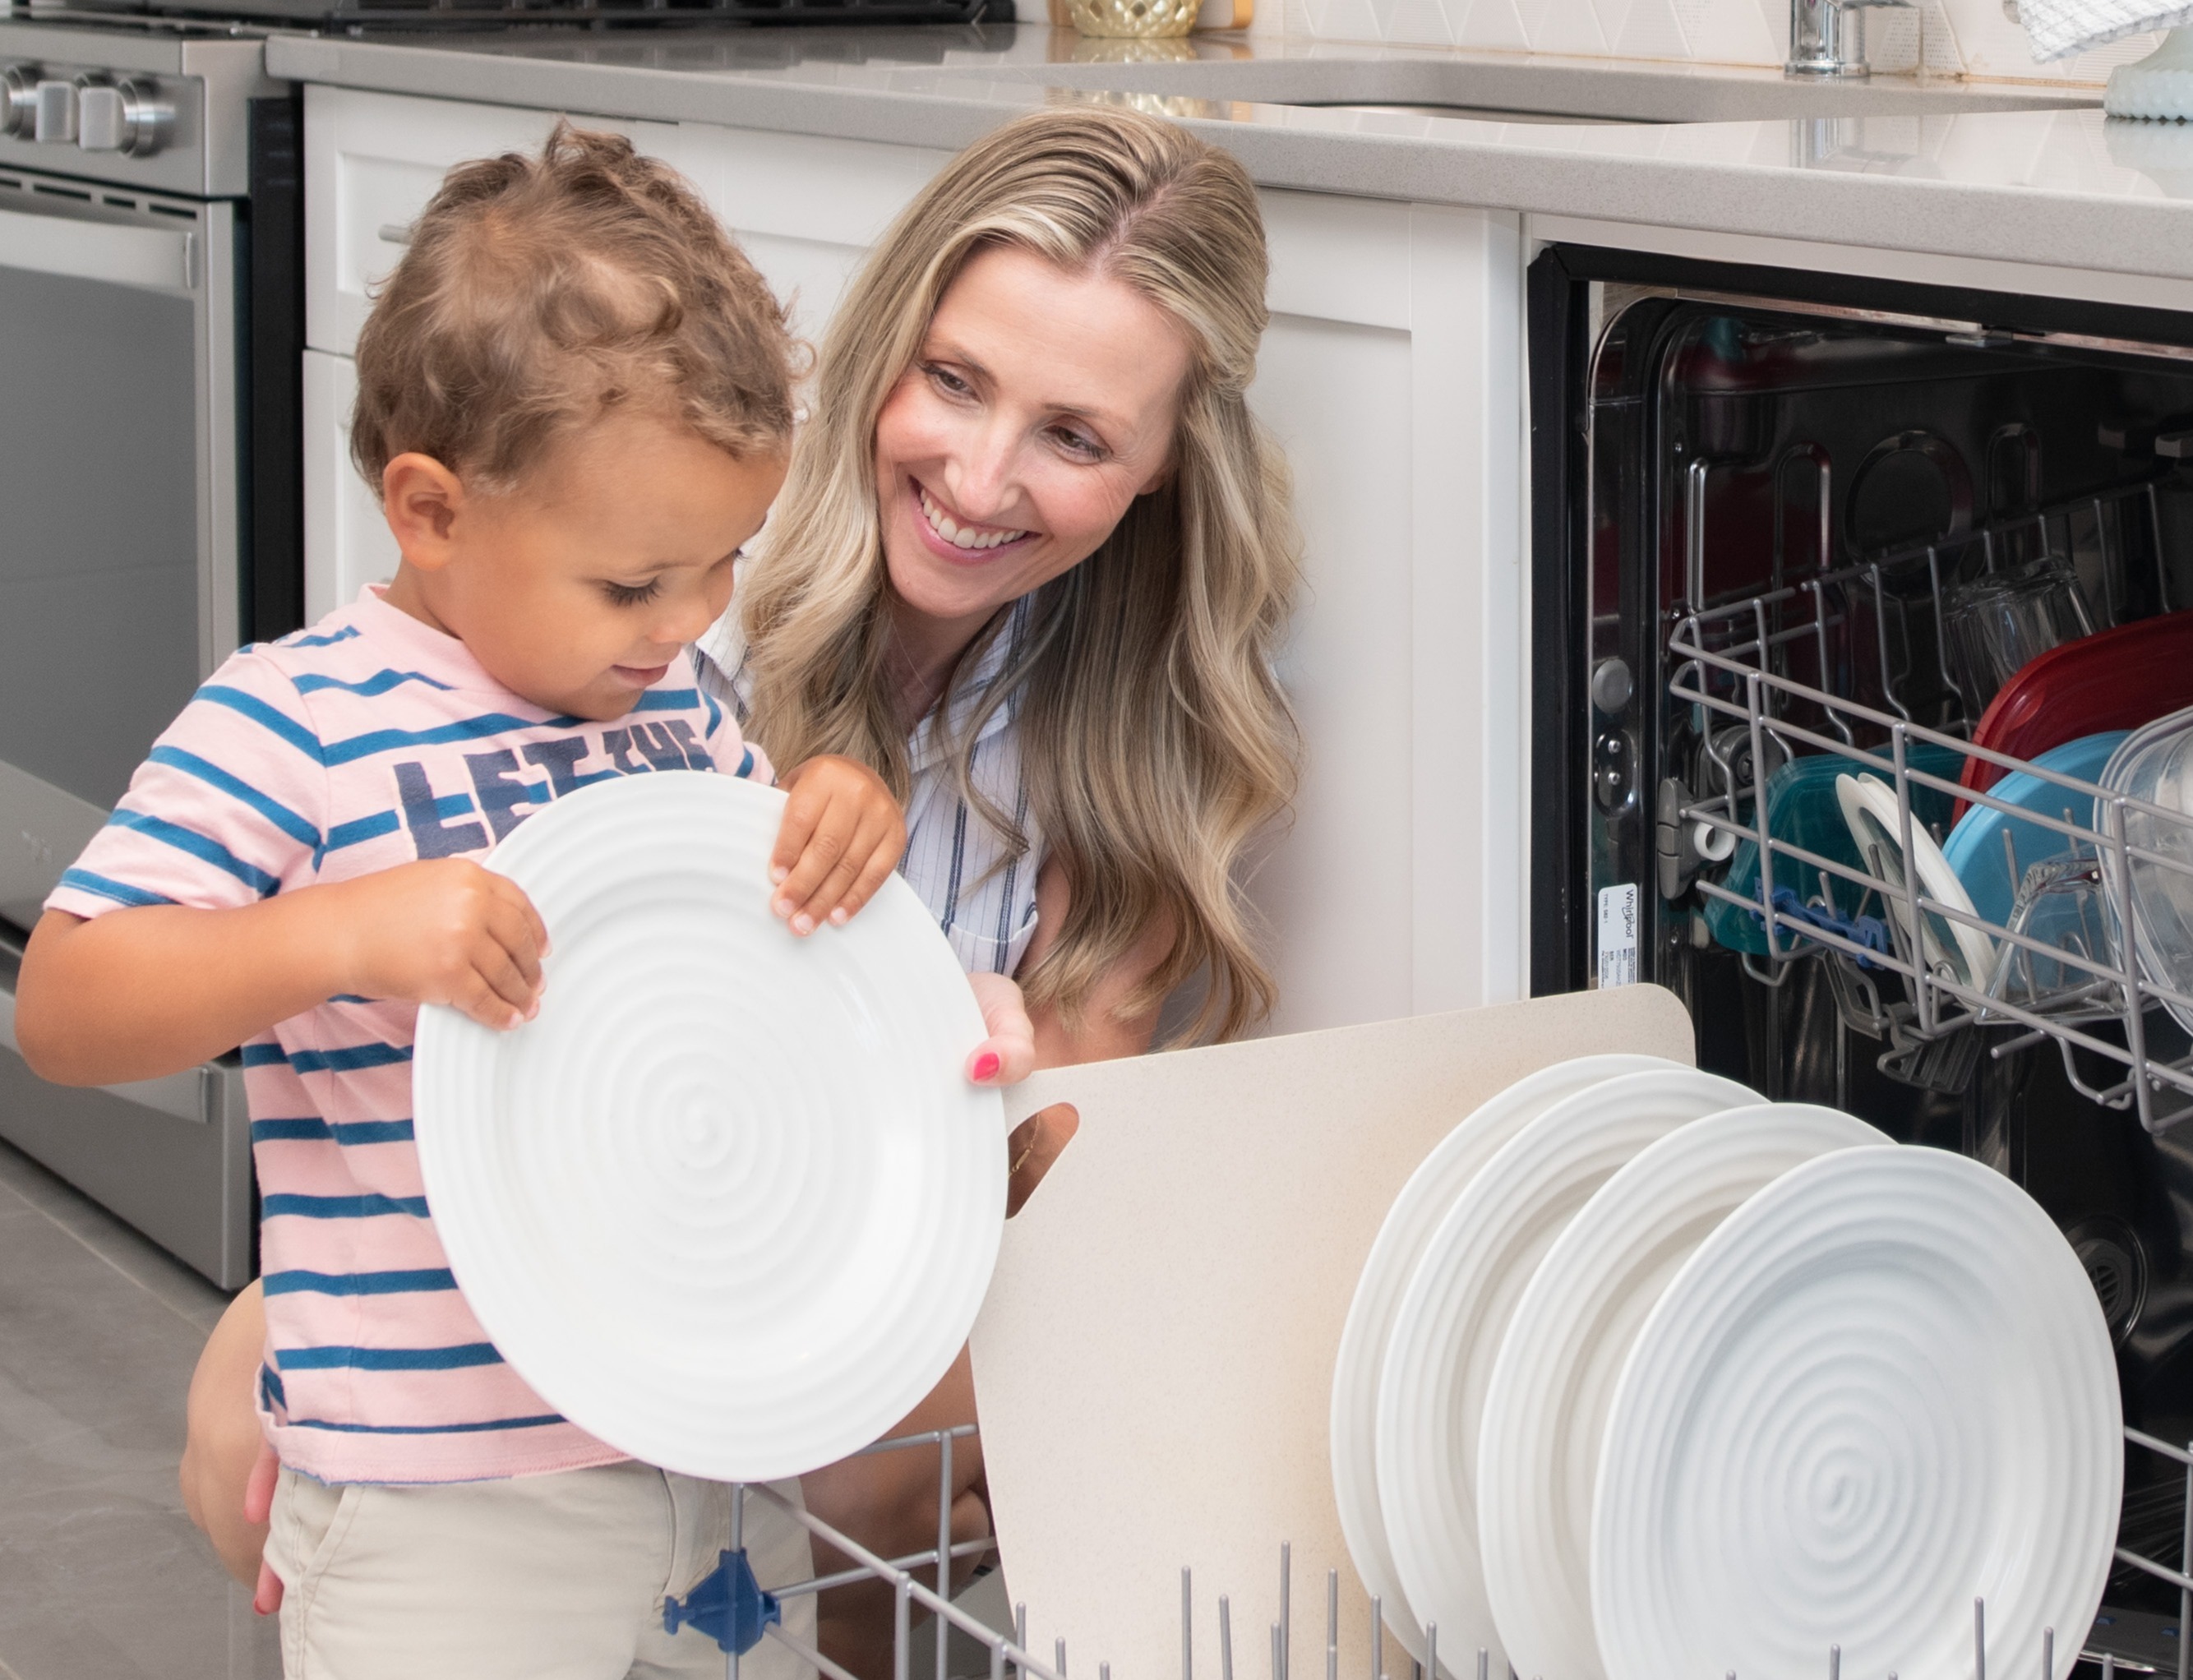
[1530,245,2193,1673]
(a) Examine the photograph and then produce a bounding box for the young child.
[16,127,1031,1678]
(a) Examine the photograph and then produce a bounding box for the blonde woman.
[178,104,1300,1678]
[715,103,1300,1676]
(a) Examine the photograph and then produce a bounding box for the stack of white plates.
[1331,1058,2121,1680]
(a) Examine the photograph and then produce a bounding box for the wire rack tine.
[1326,1570,1338,1680]
[937,1430,955,1680]
[1184,1569,1193,1680]
[2181,1436,2192,1680]
[729,1484,746,1680]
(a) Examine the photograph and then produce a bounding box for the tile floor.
[0,1138,279,1680]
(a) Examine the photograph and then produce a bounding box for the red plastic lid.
[1960,610,2193,810]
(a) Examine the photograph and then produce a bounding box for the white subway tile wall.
[1254,0,2163,85]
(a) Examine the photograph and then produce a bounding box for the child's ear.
[381,453,467,570]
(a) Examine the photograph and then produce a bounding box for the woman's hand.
[961,969,1058,1215]
[964,971,1036,1087]
[769,755,908,935]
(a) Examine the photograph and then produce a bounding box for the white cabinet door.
[302,347,399,623]
[1249,193,1526,1033]
[304,86,680,357]
[672,125,950,346]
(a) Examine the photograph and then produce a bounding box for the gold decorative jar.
[1065,0,1199,39]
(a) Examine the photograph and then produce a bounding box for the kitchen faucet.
[1786,0,1914,76]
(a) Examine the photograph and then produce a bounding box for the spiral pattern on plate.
[1591,1147,2119,1680]
[1475,1104,1888,1680]
[413,774,1005,1483]
[1329,1054,1685,1660]
[1374,1067,1757,1678]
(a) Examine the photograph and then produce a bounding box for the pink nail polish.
[972,1051,1000,1082]
[793,914,814,935]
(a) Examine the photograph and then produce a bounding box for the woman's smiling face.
[873,243,1193,657]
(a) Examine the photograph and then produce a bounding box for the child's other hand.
[243,1440,284,1615]
[964,971,1036,1087]
[324,858,548,1030]
[769,755,907,936]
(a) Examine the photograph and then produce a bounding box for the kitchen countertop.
[265,22,2193,288]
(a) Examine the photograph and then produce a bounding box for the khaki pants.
[265,1460,817,1680]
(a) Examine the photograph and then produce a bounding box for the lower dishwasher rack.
[714,1423,2193,1680]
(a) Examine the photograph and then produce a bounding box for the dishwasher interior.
[1530,247,2193,1666]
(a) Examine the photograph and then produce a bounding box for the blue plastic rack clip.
[663,1546,783,1655]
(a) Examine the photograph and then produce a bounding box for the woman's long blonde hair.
[741,106,1300,1042]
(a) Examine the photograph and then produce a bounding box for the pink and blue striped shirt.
[47,586,768,1484]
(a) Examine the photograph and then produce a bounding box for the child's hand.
[964,971,1036,1087]
[243,1440,284,1615]
[322,858,548,1030]
[769,755,907,936]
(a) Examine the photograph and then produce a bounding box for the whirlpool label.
[1597,884,1638,990]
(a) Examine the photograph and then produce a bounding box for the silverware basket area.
[1667,469,2193,1136]
[701,1422,2193,1680]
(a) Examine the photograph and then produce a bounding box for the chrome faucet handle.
[1787,0,1914,77]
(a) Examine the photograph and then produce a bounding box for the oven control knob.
[0,63,38,139]
[32,78,77,144]
[77,80,172,157]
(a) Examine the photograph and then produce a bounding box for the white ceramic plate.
[413,773,1004,1483]
[1593,1146,2121,1680]
[1475,1103,1888,1680]
[1374,1066,1757,1677]
[1329,1054,1687,1657]
[1836,773,1997,990]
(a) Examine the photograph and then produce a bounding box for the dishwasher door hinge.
[1656,777,1737,900]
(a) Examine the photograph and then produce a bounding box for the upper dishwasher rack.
[1666,470,2193,1134]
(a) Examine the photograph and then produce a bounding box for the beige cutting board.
[970,984,1695,1680]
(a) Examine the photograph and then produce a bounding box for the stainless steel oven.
[0,15,300,1288]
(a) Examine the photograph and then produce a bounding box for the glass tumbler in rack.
[1944,557,2097,718]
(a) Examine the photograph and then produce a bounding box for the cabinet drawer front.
[305,86,677,356]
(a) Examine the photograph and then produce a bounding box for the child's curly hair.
[351,122,796,495]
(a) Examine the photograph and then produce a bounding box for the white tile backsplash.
[1253,0,2163,86]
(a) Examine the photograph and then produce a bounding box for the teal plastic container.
[1703,743,1965,955]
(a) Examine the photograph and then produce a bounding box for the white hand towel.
[2019,0,2186,60]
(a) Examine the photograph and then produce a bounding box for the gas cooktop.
[11,0,996,31]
